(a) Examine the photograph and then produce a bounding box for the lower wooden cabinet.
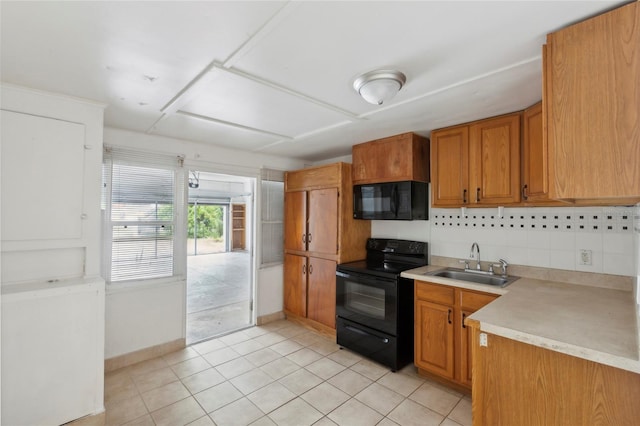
[470,327,640,425]
[283,254,337,329]
[414,280,498,390]
[415,299,454,379]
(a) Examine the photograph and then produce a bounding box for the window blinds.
[103,147,184,282]
[260,168,285,266]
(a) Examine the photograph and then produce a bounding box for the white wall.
[104,127,304,358]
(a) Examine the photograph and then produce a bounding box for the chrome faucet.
[470,242,481,270]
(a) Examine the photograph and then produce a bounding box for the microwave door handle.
[391,184,399,217]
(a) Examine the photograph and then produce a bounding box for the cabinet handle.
[447,309,452,324]
[302,264,307,275]
[307,233,312,243]
[476,188,481,202]
[522,184,528,200]
[308,264,313,274]
[302,234,307,244]
[462,312,467,328]
[463,189,467,204]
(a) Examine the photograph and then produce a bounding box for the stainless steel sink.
[423,268,519,287]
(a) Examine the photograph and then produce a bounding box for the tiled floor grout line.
[105,320,471,426]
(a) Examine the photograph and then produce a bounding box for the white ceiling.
[0,1,626,162]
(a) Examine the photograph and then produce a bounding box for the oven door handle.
[345,325,390,344]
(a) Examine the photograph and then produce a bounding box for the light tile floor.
[105,320,472,426]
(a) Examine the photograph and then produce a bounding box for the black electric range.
[336,238,428,371]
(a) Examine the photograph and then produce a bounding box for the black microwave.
[353,181,428,220]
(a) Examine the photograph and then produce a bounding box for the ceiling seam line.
[149,2,299,133]
[222,1,300,69]
[211,63,361,121]
[358,55,543,119]
[175,110,293,140]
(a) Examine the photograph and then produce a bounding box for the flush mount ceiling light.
[353,70,406,105]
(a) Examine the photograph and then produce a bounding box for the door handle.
[462,312,466,328]
[307,233,312,243]
[476,188,481,203]
[302,233,306,244]
[448,309,452,324]
[302,264,307,275]
[463,189,467,204]
[522,184,528,200]
[308,264,313,274]
[345,325,389,344]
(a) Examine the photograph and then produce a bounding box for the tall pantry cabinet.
[284,163,370,331]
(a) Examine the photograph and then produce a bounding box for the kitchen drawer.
[415,281,455,305]
[459,290,497,311]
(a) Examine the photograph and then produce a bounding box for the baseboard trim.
[105,338,186,372]
[257,311,285,325]
[66,411,105,426]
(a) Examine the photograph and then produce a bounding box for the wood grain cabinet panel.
[352,132,430,184]
[283,254,307,317]
[469,114,521,205]
[430,126,469,206]
[415,281,497,391]
[415,299,454,379]
[431,113,521,207]
[471,328,640,425]
[545,1,640,203]
[306,257,337,328]
[283,163,370,330]
[521,102,549,202]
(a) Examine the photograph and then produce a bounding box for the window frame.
[102,146,186,286]
[259,168,285,268]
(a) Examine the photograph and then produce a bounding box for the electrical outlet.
[579,249,592,266]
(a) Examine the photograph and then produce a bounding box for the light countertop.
[402,266,640,374]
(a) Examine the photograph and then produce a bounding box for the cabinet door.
[306,257,337,328]
[521,102,550,202]
[307,188,338,255]
[545,2,639,201]
[431,126,469,206]
[283,254,307,317]
[352,133,430,184]
[1,110,86,242]
[415,299,454,379]
[469,114,521,205]
[284,191,307,251]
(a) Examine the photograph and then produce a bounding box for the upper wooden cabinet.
[352,132,430,185]
[431,126,469,206]
[521,102,545,201]
[431,113,521,207]
[285,163,369,261]
[544,2,640,203]
[284,188,338,256]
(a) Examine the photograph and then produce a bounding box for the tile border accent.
[105,338,185,372]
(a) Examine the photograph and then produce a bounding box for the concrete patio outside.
[186,250,252,344]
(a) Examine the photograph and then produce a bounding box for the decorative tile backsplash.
[429,205,639,276]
